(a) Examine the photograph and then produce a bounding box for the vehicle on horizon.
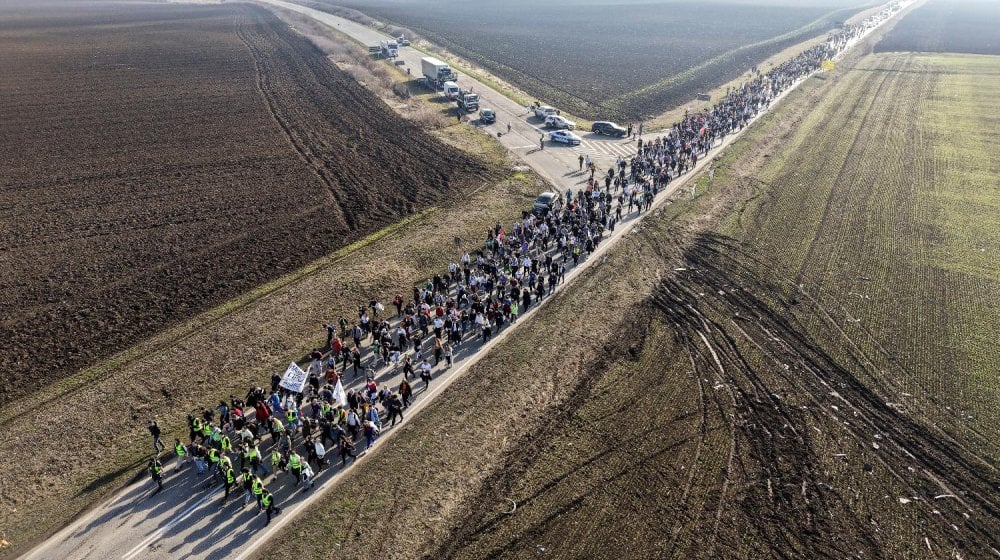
[532,191,558,215]
[421,56,456,88]
[544,114,576,130]
[479,108,496,124]
[549,130,581,146]
[591,121,627,137]
[533,104,558,119]
[442,81,460,100]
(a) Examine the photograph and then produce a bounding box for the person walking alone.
[148,419,165,453]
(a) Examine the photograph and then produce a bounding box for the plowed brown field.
[0,1,492,404]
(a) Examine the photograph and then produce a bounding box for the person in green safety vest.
[287,450,303,485]
[207,447,220,479]
[221,465,236,506]
[220,453,233,473]
[270,448,284,476]
[251,476,264,511]
[261,489,280,526]
[247,443,268,476]
[189,415,203,442]
[174,439,190,471]
[240,467,255,507]
[220,433,233,454]
[148,459,164,492]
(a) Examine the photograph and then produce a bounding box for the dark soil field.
[0,0,492,404]
[312,0,874,119]
[875,0,1000,54]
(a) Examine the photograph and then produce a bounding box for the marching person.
[220,464,236,506]
[148,459,164,492]
[287,450,304,486]
[173,438,190,471]
[261,489,280,526]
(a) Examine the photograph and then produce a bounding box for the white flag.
[279,362,309,393]
[332,378,348,408]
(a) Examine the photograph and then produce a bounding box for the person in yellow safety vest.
[270,417,284,443]
[270,448,283,475]
[320,401,332,418]
[148,459,164,492]
[174,439,190,470]
[221,465,236,506]
[220,433,232,453]
[286,407,299,431]
[201,421,212,439]
[251,476,264,511]
[240,467,255,506]
[261,489,280,525]
[247,444,268,476]
[211,427,223,446]
[190,416,203,441]
[287,450,303,485]
[207,447,220,478]
[220,453,233,472]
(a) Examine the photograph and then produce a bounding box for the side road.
[17,2,912,559]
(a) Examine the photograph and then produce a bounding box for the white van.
[443,81,460,100]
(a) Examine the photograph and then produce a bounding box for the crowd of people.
[143,3,902,531]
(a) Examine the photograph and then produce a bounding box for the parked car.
[533,104,558,119]
[591,121,627,137]
[549,130,582,145]
[397,36,411,46]
[479,108,496,124]
[532,191,558,215]
[544,115,576,130]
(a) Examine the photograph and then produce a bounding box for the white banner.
[279,362,309,393]
[332,378,348,408]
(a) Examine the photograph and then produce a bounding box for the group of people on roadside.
[143,5,902,532]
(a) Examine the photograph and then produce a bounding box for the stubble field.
[309,0,875,120]
[0,0,492,404]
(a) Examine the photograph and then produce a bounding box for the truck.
[456,88,480,112]
[379,40,399,58]
[421,56,456,88]
[442,81,460,101]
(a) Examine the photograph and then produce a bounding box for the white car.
[534,105,558,119]
[544,115,576,130]
[549,130,581,146]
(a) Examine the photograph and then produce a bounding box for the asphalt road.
[18,2,910,558]
[263,0,641,192]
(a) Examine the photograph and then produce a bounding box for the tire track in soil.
[791,55,900,287]
[234,11,352,231]
[653,233,998,558]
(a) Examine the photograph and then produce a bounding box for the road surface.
[19,1,910,558]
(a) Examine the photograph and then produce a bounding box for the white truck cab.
[443,81,460,100]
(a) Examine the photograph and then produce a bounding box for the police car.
[549,130,582,145]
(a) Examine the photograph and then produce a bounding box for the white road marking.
[120,485,220,560]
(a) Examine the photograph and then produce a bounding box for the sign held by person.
[279,362,309,393]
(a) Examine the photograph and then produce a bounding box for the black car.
[479,108,496,124]
[591,121,627,137]
[532,191,557,215]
